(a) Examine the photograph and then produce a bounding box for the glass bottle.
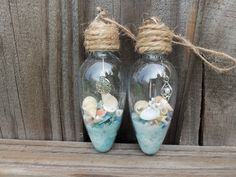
[128,53,177,155]
[79,51,126,152]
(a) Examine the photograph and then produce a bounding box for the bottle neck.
[142,53,167,62]
[89,51,119,60]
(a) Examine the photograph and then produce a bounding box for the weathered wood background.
[0,0,235,146]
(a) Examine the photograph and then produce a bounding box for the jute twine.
[136,17,236,73]
[85,7,236,73]
[84,7,135,52]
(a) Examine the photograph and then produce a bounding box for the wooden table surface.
[0,139,235,177]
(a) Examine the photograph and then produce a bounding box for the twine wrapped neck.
[136,18,173,54]
[84,7,136,52]
[136,17,236,73]
[84,8,120,52]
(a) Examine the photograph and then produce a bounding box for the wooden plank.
[47,0,62,140]
[198,1,236,145]
[0,0,24,139]
[0,0,84,141]
[47,0,85,141]
[0,140,235,177]
[177,0,203,145]
[0,0,50,139]
[72,0,86,141]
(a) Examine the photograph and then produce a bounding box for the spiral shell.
[134,100,149,114]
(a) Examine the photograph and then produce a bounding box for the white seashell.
[102,93,118,112]
[140,107,160,121]
[115,109,123,117]
[134,100,149,114]
[82,96,97,118]
[84,107,97,118]
[82,96,97,110]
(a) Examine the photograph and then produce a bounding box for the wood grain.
[177,0,202,145]
[0,139,235,177]
[198,0,236,145]
[0,0,84,141]
[0,0,50,140]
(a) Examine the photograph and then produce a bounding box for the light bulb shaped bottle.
[129,52,177,155]
[79,17,126,152]
[79,51,126,152]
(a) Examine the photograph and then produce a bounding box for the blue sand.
[131,112,170,155]
[85,116,122,152]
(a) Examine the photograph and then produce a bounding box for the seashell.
[84,107,97,118]
[140,107,160,121]
[154,96,163,104]
[154,96,173,112]
[156,116,168,123]
[82,96,97,118]
[134,100,149,114]
[115,109,123,117]
[102,93,118,112]
[160,108,168,116]
[96,109,106,117]
[82,96,97,110]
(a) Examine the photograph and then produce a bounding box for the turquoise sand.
[132,112,170,155]
[85,116,122,152]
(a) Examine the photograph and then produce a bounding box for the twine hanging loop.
[136,17,236,73]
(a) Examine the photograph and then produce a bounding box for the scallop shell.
[134,100,149,114]
[140,107,160,121]
[82,96,97,118]
[102,93,118,112]
[154,96,163,103]
[155,96,173,112]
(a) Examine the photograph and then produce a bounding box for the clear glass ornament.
[128,53,177,155]
[79,51,126,152]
